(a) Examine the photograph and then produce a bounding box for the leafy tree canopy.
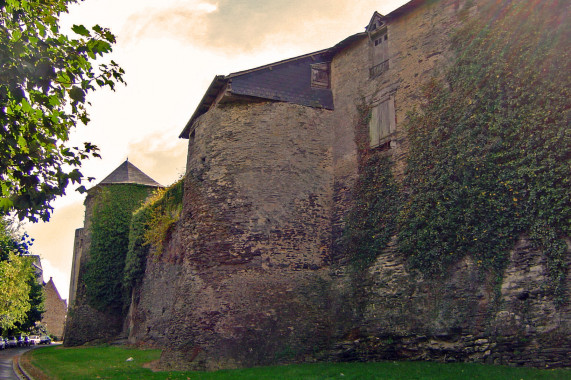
[0,252,34,331]
[0,0,125,222]
[0,216,41,333]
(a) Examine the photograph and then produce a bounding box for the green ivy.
[123,179,183,292]
[83,184,154,311]
[399,0,570,297]
[343,0,569,303]
[342,152,401,271]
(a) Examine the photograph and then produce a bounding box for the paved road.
[0,347,30,380]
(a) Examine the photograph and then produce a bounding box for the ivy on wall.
[83,184,154,311]
[123,179,183,292]
[342,104,401,270]
[400,0,570,294]
[345,0,570,301]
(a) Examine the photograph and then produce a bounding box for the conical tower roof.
[99,160,162,187]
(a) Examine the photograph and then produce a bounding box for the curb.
[12,351,33,380]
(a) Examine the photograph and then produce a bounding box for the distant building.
[25,254,43,285]
[41,277,67,340]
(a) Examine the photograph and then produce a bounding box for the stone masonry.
[41,278,67,340]
[65,0,570,370]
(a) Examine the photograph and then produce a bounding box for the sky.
[24,0,410,302]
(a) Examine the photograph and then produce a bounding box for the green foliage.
[17,272,45,332]
[0,216,42,333]
[143,180,183,254]
[0,252,34,330]
[342,152,400,270]
[0,216,33,260]
[398,0,570,294]
[343,0,569,303]
[28,345,571,379]
[0,0,125,222]
[83,184,153,311]
[123,180,183,291]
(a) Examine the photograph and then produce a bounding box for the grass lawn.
[24,345,570,380]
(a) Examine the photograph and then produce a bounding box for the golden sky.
[25,0,410,301]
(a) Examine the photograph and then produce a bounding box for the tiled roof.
[99,160,162,187]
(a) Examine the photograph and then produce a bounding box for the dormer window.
[366,11,386,35]
[371,19,383,31]
[311,62,330,89]
[367,12,389,78]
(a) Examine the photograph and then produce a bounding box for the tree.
[0,216,42,333]
[0,0,125,222]
[0,252,34,331]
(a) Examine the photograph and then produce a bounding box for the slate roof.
[179,49,337,139]
[229,52,334,109]
[99,160,162,187]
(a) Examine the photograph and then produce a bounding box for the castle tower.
[64,160,161,346]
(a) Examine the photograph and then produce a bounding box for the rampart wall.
[66,0,569,369]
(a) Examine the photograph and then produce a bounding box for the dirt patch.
[19,351,52,380]
[142,359,162,372]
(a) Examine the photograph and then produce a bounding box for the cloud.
[121,0,404,53]
[126,131,188,187]
[121,0,214,45]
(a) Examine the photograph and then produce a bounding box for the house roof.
[228,52,334,104]
[179,49,337,139]
[98,160,162,187]
[179,1,420,139]
[178,37,371,139]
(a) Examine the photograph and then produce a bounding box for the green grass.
[27,345,570,380]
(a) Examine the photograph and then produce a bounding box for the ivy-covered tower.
[64,160,161,346]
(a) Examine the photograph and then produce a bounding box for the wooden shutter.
[369,97,396,148]
[369,106,380,147]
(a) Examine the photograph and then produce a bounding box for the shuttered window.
[369,97,396,148]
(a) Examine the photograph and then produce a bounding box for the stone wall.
[321,0,570,368]
[125,0,570,370]
[324,237,570,367]
[328,0,470,260]
[128,101,340,370]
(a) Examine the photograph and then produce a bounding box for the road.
[0,347,31,380]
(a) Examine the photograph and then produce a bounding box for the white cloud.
[40,258,71,304]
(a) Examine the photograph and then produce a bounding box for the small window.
[311,62,330,89]
[369,97,396,148]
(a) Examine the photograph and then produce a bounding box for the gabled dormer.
[366,11,387,37]
[367,11,389,78]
